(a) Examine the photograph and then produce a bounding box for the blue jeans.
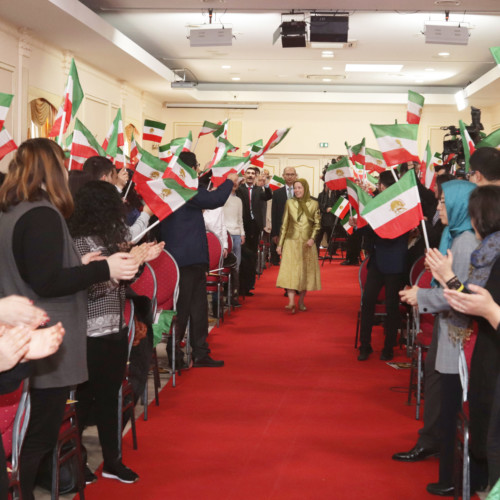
[231,234,242,270]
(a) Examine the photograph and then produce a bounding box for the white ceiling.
[2,0,500,106]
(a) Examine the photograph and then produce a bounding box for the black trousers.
[76,333,128,467]
[20,386,70,500]
[487,371,500,487]
[176,264,210,360]
[417,320,442,450]
[359,263,404,351]
[346,229,362,263]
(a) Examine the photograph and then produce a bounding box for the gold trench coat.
[276,198,322,291]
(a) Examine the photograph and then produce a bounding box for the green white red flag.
[70,119,106,170]
[143,119,166,143]
[370,123,420,167]
[419,141,437,190]
[129,132,139,166]
[198,120,221,138]
[159,132,192,163]
[340,213,354,235]
[269,174,285,191]
[361,170,423,239]
[407,90,425,125]
[163,150,198,190]
[243,139,264,169]
[459,120,475,173]
[208,136,236,169]
[350,139,366,166]
[477,128,500,149]
[0,127,17,161]
[324,156,351,190]
[213,119,229,140]
[0,93,13,131]
[135,178,197,221]
[331,196,350,219]
[365,147,387,173]
[49,58,84,138]
[346,179,370,229]
[252,127,290,158]
[133,143,167,184]
[102,109,124,159]
[211,155,250,187]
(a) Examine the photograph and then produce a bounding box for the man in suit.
[237,166,272,295]
[160,151,238,367]
[271,167,297,265]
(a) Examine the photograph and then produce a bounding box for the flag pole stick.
[123,181,133,200]
[421,219,430,251]
[192,136,199,152]
[390,167,399,183]
[68,156,73,172]
[57,110,66,147]
[132,219,160,244]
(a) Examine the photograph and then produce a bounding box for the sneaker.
[102,462,139,484]
[85,465,98,485]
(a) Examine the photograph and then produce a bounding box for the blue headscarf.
[438,180,476,255]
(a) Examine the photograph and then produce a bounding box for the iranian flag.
[371,123,420,167]
[331,196,350,219]
[208,137,236,169]
[135,178,197,221]
[213,119,229,139]
[365,147,387,173]
[102,109,124,156]
[407,90,425,125]
[459,120,476,173]
[49,58,84,138]
[159,132,192,163]
[420,141,437,190]
[0,93,13,131]
[269,174,285,191]
[0,127,17,161]
[70,119,106,171]
[130,132,139,165]
[477,128,500,149]
[361,170,423,239]
[365,172,379,192]
[143,119,166,143]
[260,127,291,156]
[350,139,366,166]
[211,155,249,187]
[324,156,351,190]
[352,162,366,183]
[114,147,125,170]
[340,213,354,235]
[198,120,221,137]
[163,151,198,190]
[346,179,370,229]
[133,144,167,184]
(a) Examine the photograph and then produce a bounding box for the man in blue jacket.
[160,151,238,367]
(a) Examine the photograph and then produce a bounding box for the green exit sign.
[319,142,329,148]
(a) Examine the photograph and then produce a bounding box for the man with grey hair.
[271,167,297,265]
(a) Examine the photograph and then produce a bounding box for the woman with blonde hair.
[0,138,139,499]
[276,178,321,313]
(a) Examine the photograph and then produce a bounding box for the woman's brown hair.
[0,138,73,218]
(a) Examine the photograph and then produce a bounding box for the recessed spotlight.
[435,0,461,5]
[438,52,450,57]
[221,65,231,69]
[322,78,332,82]
[231,77,240,81]
[322,66,333,70]
[321,51,334,58]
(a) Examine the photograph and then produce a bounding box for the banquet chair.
[206,230,225,327]
[130,262,159,420]
[1,379,30,500]
[407,269,434,420]
[118,299,138,458]
[220,231,234,315]
[148,249,181,387]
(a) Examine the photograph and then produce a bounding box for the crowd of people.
[1,136,500,498]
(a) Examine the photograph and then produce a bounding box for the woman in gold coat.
[276,179,321,313]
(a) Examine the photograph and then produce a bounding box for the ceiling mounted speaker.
[310,15,349,43]
[280,21,307,48]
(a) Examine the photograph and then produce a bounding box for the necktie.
[248,186,254,219]
[287,187,293,199]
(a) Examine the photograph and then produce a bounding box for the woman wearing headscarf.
[400,179,479,496]
[276,178,321,313]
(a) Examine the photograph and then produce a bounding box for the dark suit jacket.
[271,186,288,238]
[236,184,272,236]
[159,180,233,268]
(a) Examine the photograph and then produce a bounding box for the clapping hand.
[0,296,48,328]
[425,248,454,288]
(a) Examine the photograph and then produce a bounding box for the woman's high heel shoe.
[284,304,296,314]
[298,304,307,311]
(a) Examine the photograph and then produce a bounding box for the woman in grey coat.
[399,180,478,496]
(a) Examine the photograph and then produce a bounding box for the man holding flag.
[159,151,239,368]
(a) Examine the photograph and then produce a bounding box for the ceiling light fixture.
[165,103,259,110]
[231,77,241,81]
[221,65,231,69]
[438,51,451,56]
[322,66,333,70]
[345,64,403,73]
[322,78,332,82]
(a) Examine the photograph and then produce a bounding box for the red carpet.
[86,261,441,499]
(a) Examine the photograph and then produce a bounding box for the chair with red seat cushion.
[148,249,180,386]
[130,262,160,420]
[206,230,224,327]
[220,231,234,315]
[407,269,435,419]
[409,255,426,286]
